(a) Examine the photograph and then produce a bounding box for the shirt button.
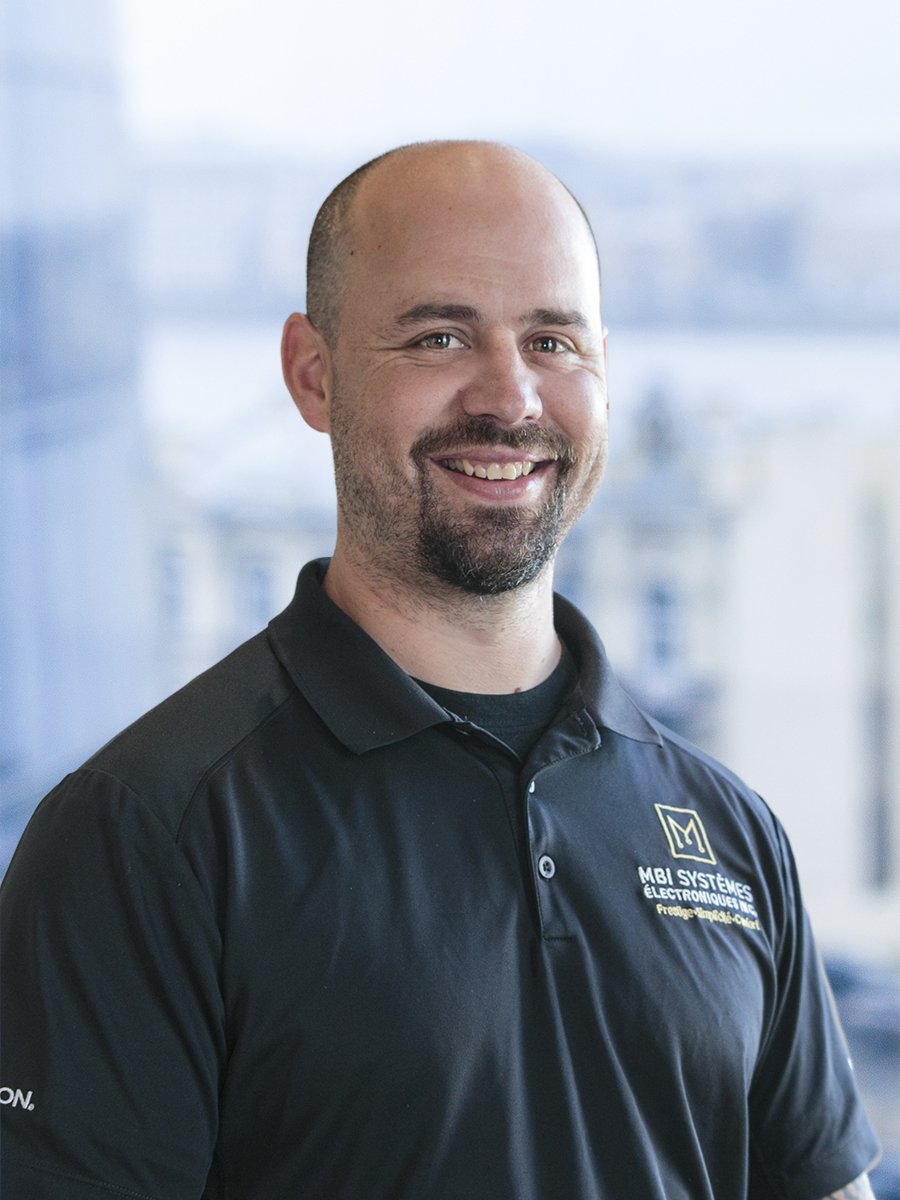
[538,855,556,879]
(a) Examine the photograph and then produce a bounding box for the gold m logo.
[654,805,716,864]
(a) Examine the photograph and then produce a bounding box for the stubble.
[329,403,603,598]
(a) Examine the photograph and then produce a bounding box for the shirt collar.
[267,558,662,755]
[552,591,662,746]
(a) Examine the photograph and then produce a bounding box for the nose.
[460,340,542,425]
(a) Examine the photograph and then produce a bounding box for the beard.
[330,406,595,597]
[410,416,575,593]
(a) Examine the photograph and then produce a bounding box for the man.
[2,142,879,1199]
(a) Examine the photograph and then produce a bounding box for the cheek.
[351,366,446,445]
[548,379,608,449]
[333,396,424,488]
[383,373,465,437]
[555,387,609,491]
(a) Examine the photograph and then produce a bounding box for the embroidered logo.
[0,1087,34,1110]
[653,804,716,865]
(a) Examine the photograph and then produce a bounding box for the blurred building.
[0,0,156,861]
[558,389,726,749]
[718,417,900,956]
[133,145,900,331]
[543,150,900,331]
[134,146,338,321]
[137,321,336,696]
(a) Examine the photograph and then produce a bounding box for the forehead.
[341,151,601,321]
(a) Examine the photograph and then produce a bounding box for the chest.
[198,731,773,1088]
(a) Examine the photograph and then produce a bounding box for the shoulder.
[81,629,298,836]
[610,705,771,809]
[649,718,766,804]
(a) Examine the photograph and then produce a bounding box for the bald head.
[305,141,601,350]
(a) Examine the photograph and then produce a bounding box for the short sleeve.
[1,770,225,1200]
[747,815,880,1200]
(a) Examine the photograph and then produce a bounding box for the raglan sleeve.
[746,809,880,1200]
[1,768,225,1200]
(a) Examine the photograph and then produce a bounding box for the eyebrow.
[393,303,591,331]
[522,308,589,330]
[394,303,484,326]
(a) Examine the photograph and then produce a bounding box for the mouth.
[439,457,547,480]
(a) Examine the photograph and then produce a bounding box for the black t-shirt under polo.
[1,560,879,1200]
[416,645,579,760]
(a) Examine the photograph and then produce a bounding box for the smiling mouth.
[440,457,545,480]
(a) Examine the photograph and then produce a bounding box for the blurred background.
[1,0,898,1188]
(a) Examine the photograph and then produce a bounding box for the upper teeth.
[445,458,536,480]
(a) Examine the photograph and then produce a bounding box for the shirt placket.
[523,707,602,940]
[522,771,573,939]
[449,707,600,941]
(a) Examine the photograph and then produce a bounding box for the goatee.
[409,416,577,595]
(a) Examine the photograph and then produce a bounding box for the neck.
[322,532,561,694]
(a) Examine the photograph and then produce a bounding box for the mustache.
[410,416,577,469]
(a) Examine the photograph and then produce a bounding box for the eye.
[417,332,466,350]
[528,335,570,353]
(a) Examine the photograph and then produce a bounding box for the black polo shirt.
[1,559,878,1200]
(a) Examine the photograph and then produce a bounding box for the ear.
[282,312,332,434]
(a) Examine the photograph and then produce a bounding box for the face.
[312,147,607,596]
